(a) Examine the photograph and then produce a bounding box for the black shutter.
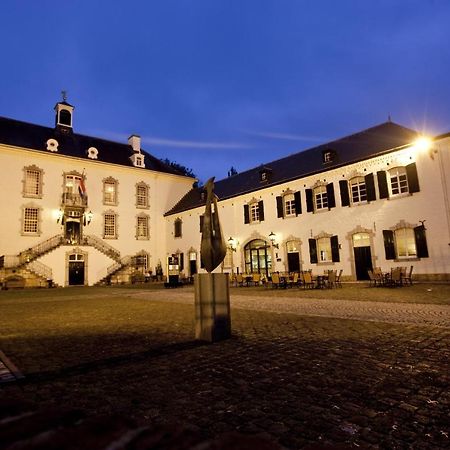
[331,235,340,262]
[179,253,184,271]
[309,238,318,263]
[414,225,429,258]
[258,200,265,221]
[377,171,389,199]
[199,215,204,232]
[244,205,250,224]
[276,196,284,218]
[365,173,376,201]
[306,189,314,212]
[339,180,350,207]
[326,183,336,209]
[406,163,420,193]
[383,230,396,260]
[294,191,302,215]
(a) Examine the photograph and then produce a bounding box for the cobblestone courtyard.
[1,286,449,449]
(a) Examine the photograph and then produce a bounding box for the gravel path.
[123,289,450,328]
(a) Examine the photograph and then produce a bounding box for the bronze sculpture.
[200,177,227,273]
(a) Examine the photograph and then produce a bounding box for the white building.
[1,100,449,287]
[165,123,450,282]
[0,100,194,287]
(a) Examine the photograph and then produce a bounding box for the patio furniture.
[387,267,402,287]
[336,269,343,287]
[289,272,301,288]
[271,272,286,288]
[235,274,244,287]
[326,270,336,288]
[251,273,261,286]
[367,269,378,287]
[301,271,314,289]
[402,265,414,286]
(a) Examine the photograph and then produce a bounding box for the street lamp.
[269,231,279,249]
[228,236,237,252]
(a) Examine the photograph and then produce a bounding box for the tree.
[228,166,238,177]
[161,158,196,178]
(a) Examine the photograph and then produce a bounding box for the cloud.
[240,129,328,143]
[89,129,253,150]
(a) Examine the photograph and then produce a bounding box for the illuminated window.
[309,235,340,263]
[22,207,40,234]
[250,202,260,222]
[136,215,149,239]
[103,178,118,205]
[284,194,296,217]
[103,213,117,239]
[350,177,367,204]
[395,228,417,258]
[23,166,43,198]
[389,167,408,196]
[136,183,149,208]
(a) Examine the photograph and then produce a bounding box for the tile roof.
[165,121,419,216]
[0,116,189,177]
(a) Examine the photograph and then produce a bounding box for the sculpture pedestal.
[194,273,231,342]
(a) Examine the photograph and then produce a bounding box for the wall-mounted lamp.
[269,231,279,249]
[56,208,64,224]
[228,236,237,252]
[84,210,93,226]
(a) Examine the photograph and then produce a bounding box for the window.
[276,191,301,218]
[103,212,117,239]
[389,167,408,196]
[130,154,145,168]
[174,218,182,238]
[59,109,72,126]
[136,215,149,239]
[244,200,265,224]
[308,235,340,263]
[22,207,40,235]
[350,177,367,204]
[103,178,118,205]
[23,166,43,198]
[314,186,328,210]
[63,173,87,206]
[383,224,429,260]
[136,183,149,208]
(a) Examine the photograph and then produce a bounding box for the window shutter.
[244,205,250,224]
[339,180,350,207]
[179,253,184,271]
[383,230,396,260]
[294,191,302,215]
[365,173,376,201]
[258,200,265,221]
[276,196,284,218]
[331,235,340,262]
[326,183,336,209]
[199,215,204,232]
[414,225,429,258]
[309,238,318,263]
[306,189,314,212]
[406,163,420,193]
[377,171,389,199]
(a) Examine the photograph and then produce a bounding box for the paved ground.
[1,287,449,449]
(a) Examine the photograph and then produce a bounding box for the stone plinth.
[194,273,231,342]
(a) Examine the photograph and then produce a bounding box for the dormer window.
[130,153,145,168]
[259,167,272,183]
[322,149,336,164]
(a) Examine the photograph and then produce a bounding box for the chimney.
[128,135,141,153]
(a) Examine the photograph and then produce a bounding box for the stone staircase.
[96,255,135,285]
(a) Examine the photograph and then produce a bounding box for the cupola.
[54,91,74,134]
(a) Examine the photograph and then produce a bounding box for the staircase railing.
[83,235,121,262]
[106,255,133,277]
[26,260,52,280]
[17,234,65,265]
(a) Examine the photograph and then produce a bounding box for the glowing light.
[413,137,432,152]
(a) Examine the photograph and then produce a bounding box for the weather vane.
[61,90,67,102]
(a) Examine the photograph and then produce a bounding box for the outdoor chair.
[402,265,414,286]
[235,274,244,287]
[302,271,314,289]
[367,270,377,287]
[326,270,336,288]
[387,267,402,287]
[271,272,281,288]
[336,269,343,287]
[251,273,261,286]
[289,272,301,288]
[373,267,385,286]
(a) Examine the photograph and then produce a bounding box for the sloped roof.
[0,116,189,177]
[165,121,419,216]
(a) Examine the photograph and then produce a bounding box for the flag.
[79,173,87,197]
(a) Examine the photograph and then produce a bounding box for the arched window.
[244,239,272,276]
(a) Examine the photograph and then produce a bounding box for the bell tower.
[54,90,74,134]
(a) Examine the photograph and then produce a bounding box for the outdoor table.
[313,275,328,289]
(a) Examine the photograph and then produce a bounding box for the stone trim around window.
[135,181,150,209]
[102,210,119,239]
[136,213,150,240]
[102,177,119,206]
[20,203,43,236]
[22,165,44,198]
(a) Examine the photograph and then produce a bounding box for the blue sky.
[1,0,449,183]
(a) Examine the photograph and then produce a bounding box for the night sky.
[1,0,449,183]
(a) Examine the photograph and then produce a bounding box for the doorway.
[68,253,85,285]
[189,251,197,278]
[352,233,372,280]
[244,239,272,276]
[286,240,301,272]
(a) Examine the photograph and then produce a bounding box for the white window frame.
[314,185,328,211]
[103,211,118,239]
[21,205,41,236]
[284,193,296,217]
[350,176,367,204]
[389,167,409,196]
[317,237,332,262]
[250,202,260,223]
[103,177,118,206]
[394,227,417,258]
[136,214,150,240]
[136,182,149,209]
[23,165,43,198]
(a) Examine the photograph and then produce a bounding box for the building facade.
[165,123,450,282]
[1,101,449,287]
[0,100,194,287]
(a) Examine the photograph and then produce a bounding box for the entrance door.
[244,240,272,276]
[69,261,84,285]
[189,252,197,277]
[65,220,81,244]
[352,233,372,280]
[286,240,301,272]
